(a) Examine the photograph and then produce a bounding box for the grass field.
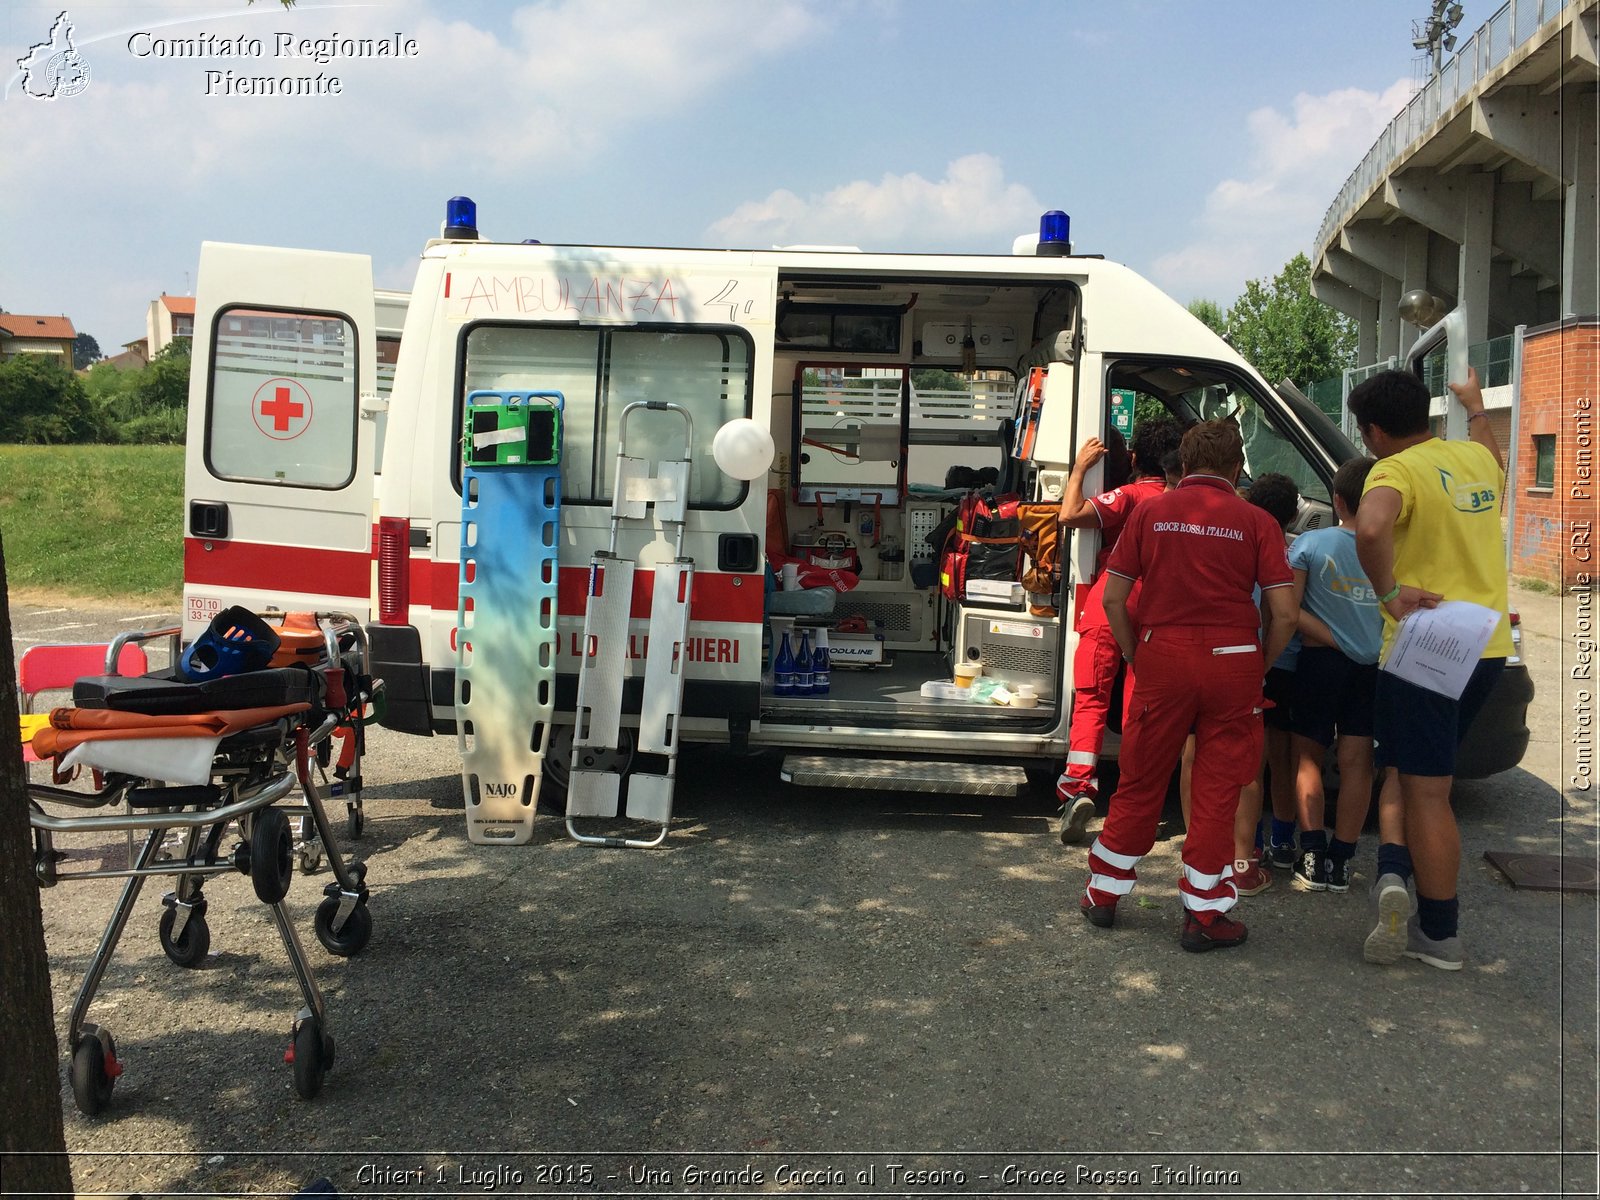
[0,445,184,603]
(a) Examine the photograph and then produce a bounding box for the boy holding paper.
[1348,368,1512,971]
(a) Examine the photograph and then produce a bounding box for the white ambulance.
[180,200,1417,839]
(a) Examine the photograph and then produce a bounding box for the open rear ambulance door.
[183,243,379,640]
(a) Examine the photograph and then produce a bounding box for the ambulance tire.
[540,725,635,812]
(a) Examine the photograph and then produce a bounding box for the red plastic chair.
[19,643,149,763]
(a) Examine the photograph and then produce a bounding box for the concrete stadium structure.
[1311,0,1598,588]
[1312,0,1597,358]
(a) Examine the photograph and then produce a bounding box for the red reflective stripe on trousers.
[1097,627,1263,912]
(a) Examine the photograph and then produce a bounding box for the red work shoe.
[1180,911,1248,952]
[1080,894,1117,928]
[1232,858,1272,897]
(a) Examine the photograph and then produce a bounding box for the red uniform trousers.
[1059,624,1135,799]
[1085,626,1264,916]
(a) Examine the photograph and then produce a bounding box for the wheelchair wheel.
[314,897,372,957]
[250,808,293,905]
[291,1017,334,1099]
[70,1028,118,1116]
[158,904,211,968]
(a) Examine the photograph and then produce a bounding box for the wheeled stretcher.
[24,613,382,1116]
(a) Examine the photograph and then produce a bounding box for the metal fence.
[1308,332,1517,437]
[1314,0,1578,256]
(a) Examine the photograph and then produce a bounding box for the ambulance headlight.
[443,196,478,240]
[712,419,775,481]
[1036,210,1071,256]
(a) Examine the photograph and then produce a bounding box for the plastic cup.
[781,563,800,591]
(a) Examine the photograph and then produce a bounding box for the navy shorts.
[1374,657,1506,778]
[1290,645,1377,747]
[1263,666,1295,732]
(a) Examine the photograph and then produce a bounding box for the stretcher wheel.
[70,1028,117,1116]
[290,1017,334,1099]
[250,808,293,905]
[346,805,364,840]
[313,897,372,957]
[158,905,211,968]
[297,841,323,875]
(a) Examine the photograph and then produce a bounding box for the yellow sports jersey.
[1364,437,1514,659]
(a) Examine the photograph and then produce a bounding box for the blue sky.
[2,0,1462,350]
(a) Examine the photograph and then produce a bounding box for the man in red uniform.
[1082,421,1298,951]
[1055,416,1184,844]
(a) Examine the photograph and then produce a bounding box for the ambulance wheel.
[70,1029,117,1116]
[250,808,293,905]
[346,806,364,840]
[541,725,635,811]
[314,897,372,957]
[291,1017,334,1099]
[158,904,211,968]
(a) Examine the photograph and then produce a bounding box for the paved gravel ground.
[9,586,1596,1199]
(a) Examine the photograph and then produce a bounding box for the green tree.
[73,332,102,369]
[1187,298,1227,336]
[0,354,94,443]
[1224,253,1356,387]
[910,368,968,392]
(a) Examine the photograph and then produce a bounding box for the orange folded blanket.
[32,703,311,757]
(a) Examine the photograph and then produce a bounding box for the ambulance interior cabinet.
[953,608,1062,698]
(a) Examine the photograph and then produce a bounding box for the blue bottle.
[774,630,796,697]
[794,630,814,695]
[811,628,831,697]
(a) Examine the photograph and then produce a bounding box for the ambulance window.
[1188,383,1330,504]
[205,306,358,488]
[461,324,751,508]
[372,335,401,474]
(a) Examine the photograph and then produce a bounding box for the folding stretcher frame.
[25,613,381,1116]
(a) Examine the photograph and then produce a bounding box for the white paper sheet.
[1380,600,1502,699]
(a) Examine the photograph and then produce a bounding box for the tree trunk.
[0,537,75,1196]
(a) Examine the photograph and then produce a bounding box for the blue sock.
[1299,827,1328,852]
[1271,818,1296,848]
[1416,893,1458,941]
[1328,837,1358,864]
[1377,843,1413,882]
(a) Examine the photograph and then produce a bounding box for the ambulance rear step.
[779,755,1028,796]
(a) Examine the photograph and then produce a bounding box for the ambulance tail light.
[377,517,411,625]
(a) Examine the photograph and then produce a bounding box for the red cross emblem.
[251,378,313,440]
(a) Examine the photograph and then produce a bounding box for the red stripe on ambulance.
[423,560,761,623]
[184,537,370,598]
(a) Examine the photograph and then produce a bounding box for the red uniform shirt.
[1104,474,1292,631]
[1077,475,1167,631]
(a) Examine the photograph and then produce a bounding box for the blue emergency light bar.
[1037,210,1071,256]
[444,196,478,240]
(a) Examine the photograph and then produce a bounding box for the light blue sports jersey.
[1251,582,1300,670]
[1287,526,1382,665]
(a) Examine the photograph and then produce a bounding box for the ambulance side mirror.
[712,418,775,481]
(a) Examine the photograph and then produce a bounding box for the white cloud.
[708,153,1042,250]
[1150,78,1415,302]
[1,0,828,186]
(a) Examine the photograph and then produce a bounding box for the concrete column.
[1378,275,1401,361]
[1459,173,1494,343]
[1358,292,1378,365]
[1564,99,1599,316]
[1402,225,1432,356]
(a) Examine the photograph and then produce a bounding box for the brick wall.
[1511,319,1599,589]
